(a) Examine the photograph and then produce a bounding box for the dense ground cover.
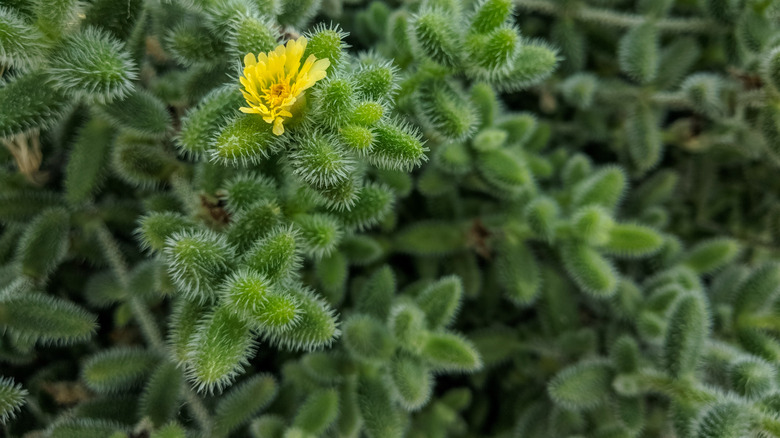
[2,0,780,437]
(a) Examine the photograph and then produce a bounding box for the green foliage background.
[2,0,780,437]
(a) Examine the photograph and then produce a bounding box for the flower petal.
[273,118,285,136]
[243,53,257,67]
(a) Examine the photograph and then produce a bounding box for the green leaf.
[763,46,780,93]
[551,18,586,72]
[683,238,742,275]
[357,375,404,438]
[548,359,612,410]
[214,374,278,436]
[340,123,375,154]
[416,78,478,141]
[681,73,725,118]
[150,423,186,438]
[434,141,472,175]
[734,263,780,317]
[368,119,428,171]
[693,402,750,438]
[388,302,427,352]
[165,229,234,303]
[228,13,278,57]
[250,415,286,438]
[0,71,69,139]
[186,305,257,393]
[0,190,63,225]
[83,0,143,40]
[560,73,597,109]
[340,235,384,265]
[498,112,537,144]
[469,0,513,33]
[655,37,700,89]
[304,23,348,68]
[561,242,618,298]
[420,331,482,372]
[177,85,244,159]
[343,314,395,362]
[242,225,300,282]
[388,354,432,411]
[42,0,93,34]
[294,213,343,258]
[416,275,463,328]
[47,419,126,438]
[356,265,395,320]
[49,28,137,103]
[136,212,196,253]
[313,77,357,129]
[477,148,534,195]
[0,291,96,345]
[601,223,664,258]
[492,41,558,92]
[729,357,775,399]
[98,89,171,138]
[618,22,659,84]
[0,377,26,424]
[219,269,299,332]
[111,134,180,187]
[16,207,70,279]
[470,82,499,128]
[266,284,339,351]
[65,118,114,204]
[293,389,340,435]
[470,327,521,367]
[168,297,208,365]
[562,153,593,187]
[610,335,640,374]
[465,26,520,78]
[411,7,463,67]
[630,169,678,210]
[278,0,321,28]
[354,59,398,100]
[525,196,559,242]
[0,6,46,70]
[571,206,615,254]
[82,347,157,394]
[496,242,541,306]
[663,292,710,378]
[222,171,277,213]
[335,183,394,230]
[572,165,626,211]
[315,250,348,305]
[165,22,226,66]
[211,114,280,166]
[139,361,183,427]
[290,130,356,188]
[394,221,467,256]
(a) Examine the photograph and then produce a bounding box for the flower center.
[266,82,291,107]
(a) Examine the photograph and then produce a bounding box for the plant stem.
[184,388,213,434]
[95,222,165,347]
[170,171,199,217]
[651,91,690,108]
[637,368,718,404]
[93,221,212,433]
[736,89,768,108]
[514,0,719,33]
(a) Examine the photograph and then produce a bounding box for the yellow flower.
[239,37,331,136]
